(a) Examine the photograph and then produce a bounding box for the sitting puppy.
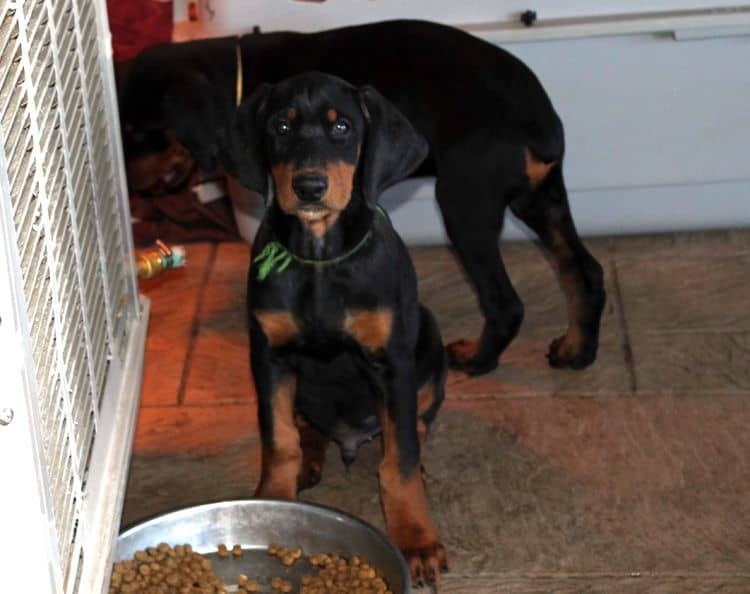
[222,72,448,586]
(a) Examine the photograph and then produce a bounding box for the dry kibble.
[111,543,226,594]
[113,541,390,594]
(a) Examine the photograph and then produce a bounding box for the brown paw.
[402,542,449,588]
[446,340,498,376]
[546,334,597,370]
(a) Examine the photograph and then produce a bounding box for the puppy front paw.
[401,541,449,588]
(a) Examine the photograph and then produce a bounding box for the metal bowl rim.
[118,499,410,591]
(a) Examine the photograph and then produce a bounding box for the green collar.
[254,207,385,281]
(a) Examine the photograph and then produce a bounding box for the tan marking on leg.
[343,308,393,351]
[525,148,555,190]
[548,228,585,360]
[254,311,299,347]
[377,406,446,584]
[255,376,300,500]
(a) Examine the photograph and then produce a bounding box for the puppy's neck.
[270,196,374,262]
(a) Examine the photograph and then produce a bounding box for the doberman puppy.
[120,19,606,376]
[225,71,448,586]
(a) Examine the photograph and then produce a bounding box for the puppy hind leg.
[510,164,605,369]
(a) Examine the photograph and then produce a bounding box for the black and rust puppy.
[120,20,606,376]
[224,72,448,586]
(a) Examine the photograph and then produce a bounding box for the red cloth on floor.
[107,0,173,62]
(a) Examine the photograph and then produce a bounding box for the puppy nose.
[292,174,328,202]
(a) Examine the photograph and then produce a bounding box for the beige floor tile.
[612,228,750,260]
[616,254,750,333]
[121,444,259,528]
[439,575,750,593]
[631,331,750,393]
[301,394,750,575]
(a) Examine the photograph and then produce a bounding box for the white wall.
[180,1,748,35]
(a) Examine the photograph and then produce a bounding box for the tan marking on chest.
[254,310,299,347]
[343,308,393,351]
[525,148,555,190]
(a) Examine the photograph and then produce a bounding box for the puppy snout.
[292,174,328,202]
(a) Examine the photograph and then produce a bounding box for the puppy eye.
[275,119,291,135]
[331,119,350,136]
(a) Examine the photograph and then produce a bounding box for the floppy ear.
[358,85,429,206]
[219,83,272,197]
[162,71,225,172]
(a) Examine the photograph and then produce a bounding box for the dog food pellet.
[217,543,229,558]
[232,544,243,557]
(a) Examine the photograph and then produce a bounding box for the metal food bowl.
[116,499,410,593]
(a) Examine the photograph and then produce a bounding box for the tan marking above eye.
[343,308,393,351]
[254,310,299,347]
[525,148,555,190]
[286,107,297,121]
[327,108,338,122]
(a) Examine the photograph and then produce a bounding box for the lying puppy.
[224,72,448,586]
[119,19,606,376]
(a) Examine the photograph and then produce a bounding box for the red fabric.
[107,0,173,63]
[130,173,241,247]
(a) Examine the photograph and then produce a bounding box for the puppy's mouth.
[292,203,339,237]
[296,204,330,220]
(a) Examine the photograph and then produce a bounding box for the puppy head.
[120,67,222,194]
[222,72,427,238]
[123,126,196,194]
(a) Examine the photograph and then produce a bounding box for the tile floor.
[122,229,750,593]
